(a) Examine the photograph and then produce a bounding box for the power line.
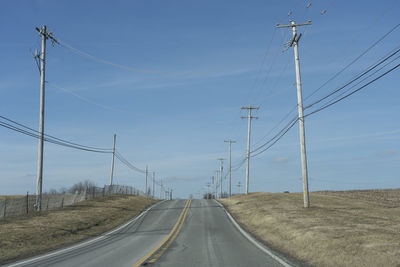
[304,23,400,101]
[249,24,400,159]
[251,105,297,149]
[248,60,400,158]
[57,38,177,75]
[0,116,112,153]
[114,151,147,174]
[305,63,400,117]
[250,115,298,154]
[304,45,400,110]
[0,115,112,152]
[318,54,400,108]
[250,118,299,158]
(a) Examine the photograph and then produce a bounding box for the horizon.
[1,0,399,198]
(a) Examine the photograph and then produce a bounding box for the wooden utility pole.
[152,172,155,198]
[241,106,259,194]
[35,25,57,211]
[160,179,162,199]
[277,20,312,208]
[217,158,225,198]
[145,166,148,197]
[224,140,236,197]
[109,134,116,185]
[215,171,219,198]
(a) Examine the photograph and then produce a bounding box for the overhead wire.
[247,20,400,158]
[114,150,147,174]
[57,38,179,75]
[304,23,400,101]
[0,115,112,153]
[248,55,400,158]
[304,45,400,110]
[305,62,400,117]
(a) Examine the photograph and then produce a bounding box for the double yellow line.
[133,199,192,267]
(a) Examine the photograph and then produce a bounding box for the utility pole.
[145,166,148,197]
[109,134,116,186]
[237,181,241,194]
[34,25,57,211]
[215,171,219,198]
[217,158,225,198]
[211,176,215,199]
[224,140,236,198]
[152,172,155,198]
[277,20,311,208]
[241,106,259,195]
[160,179,163,199]
[170,189,173,200]
[206,182,211,200]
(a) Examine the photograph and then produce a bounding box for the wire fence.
[0,184,146,219]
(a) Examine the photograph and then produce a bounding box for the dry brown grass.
[0,195,158,265]
[0,195,24,201]
[220,190,400,267]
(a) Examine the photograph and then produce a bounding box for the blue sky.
[0,0,399,198]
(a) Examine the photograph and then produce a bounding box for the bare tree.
[69,180,97,193]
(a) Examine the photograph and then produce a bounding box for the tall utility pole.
[215,171,219,198]
[152,172,155,198]
[109,134,116,186]
[241,106,259,195]
[277,20,312,208]
[145,166,148,197]
[217,158,225,198]
[160,179,162,199]
[211,176,215,199]
[170,189,173,200]
[224,140,236,198]
[35,25,57,211]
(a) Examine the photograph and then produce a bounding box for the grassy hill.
[0,195,158,265]
[220,189,400,267]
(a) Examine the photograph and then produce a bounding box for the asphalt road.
[5,199,289,267]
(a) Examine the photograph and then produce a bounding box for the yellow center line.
[148,199,191,263]
[133,199,191,267]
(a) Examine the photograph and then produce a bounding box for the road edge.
[215,200,297,267]
[5,200,166,267]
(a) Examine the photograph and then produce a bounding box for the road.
[5,199,290,267]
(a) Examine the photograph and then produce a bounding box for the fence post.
[46,196,49,211]
[26,192,29,214]
[102,186,105,197]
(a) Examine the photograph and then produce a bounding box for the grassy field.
[0,195,24,201]
[0,195,158,265]
[220,189,400,267]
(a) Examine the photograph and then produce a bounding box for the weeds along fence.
[0,184,145,219]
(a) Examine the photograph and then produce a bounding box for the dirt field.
[220,190,400,267]
[0,195,158,265]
